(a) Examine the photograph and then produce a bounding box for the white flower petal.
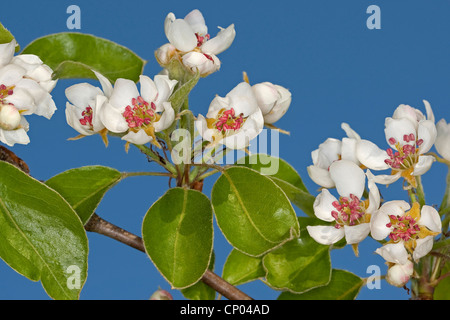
[153,74,177,106]
[375,242,410,265]
[166,19,197,52]
[356,139,390,170]
[93,70,113,98]
[201,24,235,55]
[417,119,437,154]
[306,225,345,245]
[422,100,435,122]
[0,40,16,67]
[365,170,381,213]
[329,160,365,199]
[314,138,342,168]
[0,127,30,146]
[419,205,442,233]
[413,155,435,176]
[340,138,359,164]
[182,51,220,76]
[65,83,102,110]
[153,102,175,132]
[0,63,26,86]
[109,78,139,110]
[413,237,434,261]
[313,189,338,222]
[344,223,371,244]
[100,102,128,133]
[307,165,335,188]
[122,129,152,145]
[341,122,361,140]
[435,118,450,161]
[139,75,158,104]
[371,171,401,185]
[184,9,208,35]
[384,117,416,148]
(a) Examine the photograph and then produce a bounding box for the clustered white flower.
[0,39,57,146]
[65,9,292,153]
[307,100,444,288]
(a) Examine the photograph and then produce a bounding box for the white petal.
[195,114,214,142]
[314,138,342,168]
[99,102,128,133]
[419,205,442,233]
[370,210,391,241]
[375,243,410,265]
[166,19,197,52]
[392,104,423,128]
[153,74,177,106]
[306,225,345,245]
[413,155,435,176]
[65,83,102,110]
[164,12,176,37]
[365,170,381,213]
[201,24,236,55]
[184,9,208,35]
[313,189,338,222]
[417,119,437,154]
[93,70,113,98]
[435,118,450,160]
[356,139,389,170]
[371,171,401,185]
[340,138,359,164]
[384,117,416,148]
[422,100,435,122]
[0,63,26,86]
[0,127,30,146]
[65,103,93,136]
[182,51,220,76]
[153,102,175,132]
[344,223,371,244]
[262,85,291,124]
[0,40,16,67]
[413,237,434,261]
[329,160,365,198]
[139,75,158,103]
[307,165,335,188]
[109,78,139,109]
[227,82,259,116]
[341,122,361,140]
[122,129,152,145]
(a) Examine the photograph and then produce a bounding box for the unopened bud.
[386,261,414,287]
[252,82,291,124]
[0,104,21,130]
[150,288,173,300]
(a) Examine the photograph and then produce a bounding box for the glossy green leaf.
[237,154,315,217]
[277,269,363,300]
[222,249,265,286]
[21,32,146,83]
[0,22,19,52]
[0,161,88,300]
[181,252,216,300]
[142,187,213,289]
[211,166,299,257]
[46,166,122,224]
[263,217,331,293]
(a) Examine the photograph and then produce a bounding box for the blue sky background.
[0,0,449,300]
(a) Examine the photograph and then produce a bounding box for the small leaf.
[434,258,450,300]
[0,22,19,52]
[46,166,122,224]
[211,166,299,257]
[21,32,146,83]
[169,70,200,114]
[0,161,88,300]
[277,269,364,300]
[222,249,265,286]
[142,187,213,289]
[263,217,331,293]
[237,154,315,217]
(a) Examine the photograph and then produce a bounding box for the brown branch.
[0,146,30,174]
[84,213,253,301]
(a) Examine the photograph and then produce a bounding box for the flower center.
[122,96,160,131]
[386,214,420,242]
[195,33,210,47]
[79,106,93,128]
[0,84,14,101]
[210,108,245,135]
[331,194,370,228]
[384,134,423,170]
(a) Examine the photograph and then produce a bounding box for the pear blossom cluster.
[66,9,292,153]
[0,39,57,146]
[307,101,445,288]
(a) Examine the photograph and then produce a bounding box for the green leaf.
[142,187,213,289]
[0,161,88,300]
[46,166,122,224]
[222,249,265,286]
[211,166,299,257]
[21,32,146,83]
[0,22,19,52]
[263,217,331,293]
[181,252,216,300]
[236,154,316,217]
[434,257,450,300]
[169,70,200,114]
[277,269,363,300]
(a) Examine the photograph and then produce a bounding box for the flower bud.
[386,261,414,287]
[0,104,21,130]
[150,288,173,300]
[435,118,450,161]
[155,43,177,66]
[252,82,291,124]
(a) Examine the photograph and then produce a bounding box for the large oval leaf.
[0,161,88,300]
[22,32,146,83]
[45,166,122,224]
[0,22,19,52]
[142,187,213,289]
[263,217,331,293]
[211,166,299,257]
[277,269,363,300]
[236,154,315,217]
